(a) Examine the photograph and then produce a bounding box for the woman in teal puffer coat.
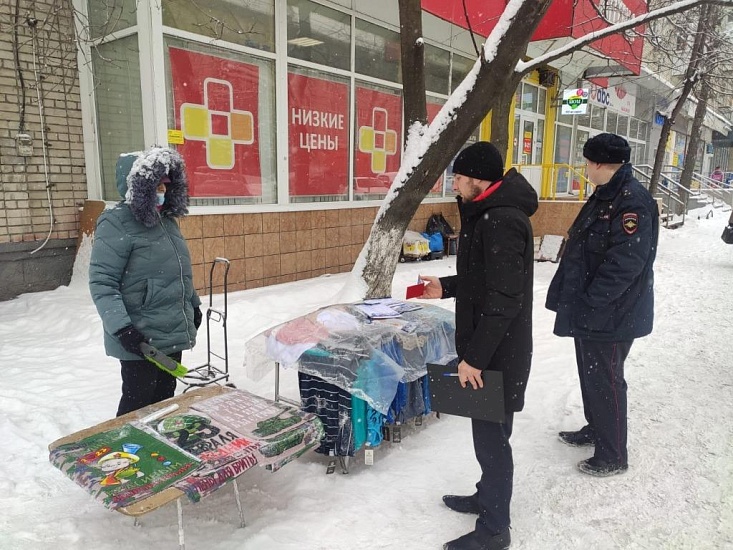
[89,147,201,416]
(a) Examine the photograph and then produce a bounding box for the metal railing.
[690,172,733,210]
[633,164,686,228]
[507,161,733,229]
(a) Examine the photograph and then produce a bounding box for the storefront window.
[638,121,648,141]
[629,118,639,140]
[355,19,401,83]
[87,0,137,39]
[425,44,450,94]
[164,39,277,203]
[556,110,575,125]
[590,104,605,131]
[451,53,474,92]
[576,107,591,128]
[353,82,402,200]
[162,0,275,52]
[288,66,350,203]
[93,36,144,200]
[521,83,538,112]
[287,0,351,71]
[617,115,629,136]
[554,125,572,194]
[538,87,546,114]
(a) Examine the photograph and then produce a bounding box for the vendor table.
[245,300,456,470]
[48,386,323,548]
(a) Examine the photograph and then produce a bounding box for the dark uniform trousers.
[575,339,633,465]
[472,412,515,536]
[116,351,181,417]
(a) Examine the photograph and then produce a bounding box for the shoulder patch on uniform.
[622,212,639,235]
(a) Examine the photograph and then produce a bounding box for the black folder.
[427,363,505,423]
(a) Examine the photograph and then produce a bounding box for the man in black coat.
[421,141,538,550]
[546,133,658,477]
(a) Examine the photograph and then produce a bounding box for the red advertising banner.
[354,87,402,194]
[288,73,349,196]
[169,47,261,197]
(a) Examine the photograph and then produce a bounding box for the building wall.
[0,0,87,297]
[76,199,581,298]
[178,203,461,296]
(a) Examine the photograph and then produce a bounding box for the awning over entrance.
[421,0,646,75]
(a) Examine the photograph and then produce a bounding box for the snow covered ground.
[1,206,731,550]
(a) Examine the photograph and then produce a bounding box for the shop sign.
[167,129,184,145]
[588,83,636,116]
[561,88,589,115]
[523,131,533,154]
[288,72,349,196]
[354,87,402,194]
[170,47,261,198]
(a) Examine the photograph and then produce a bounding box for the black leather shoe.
[442,493,480,514]
[443,528,511,550]
[577,457,628,477]
[558,427,595,447]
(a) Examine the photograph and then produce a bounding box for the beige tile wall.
[80,198,581,296]
[179,204,461,295]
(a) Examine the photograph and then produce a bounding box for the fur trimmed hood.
[114,147,189,227]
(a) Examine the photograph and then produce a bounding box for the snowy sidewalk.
[0,208,731,549]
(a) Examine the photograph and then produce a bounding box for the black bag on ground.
[722,225,733,244]
[426,213,455,236]
[426,213,456,253]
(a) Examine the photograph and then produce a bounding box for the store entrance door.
[513,114,543,195]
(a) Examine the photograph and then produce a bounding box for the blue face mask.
[156,192,165,206]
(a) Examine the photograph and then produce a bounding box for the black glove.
[115,325,148,356]
[193,306,203,329]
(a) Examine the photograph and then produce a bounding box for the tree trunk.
[344,0,554,301]
[398,0,426,135]
[490,78,522,160]
[678,77,711,213]
[345,0,722,301]
[649,5,708,196]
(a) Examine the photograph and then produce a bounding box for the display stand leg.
[232,478,246,528]
[338,455,350,474]
[273,362,300,407]
[177,498,185,550]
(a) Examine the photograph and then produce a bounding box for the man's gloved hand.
[193,306,203,329]
[115,325,148,356]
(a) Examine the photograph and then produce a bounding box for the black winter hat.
[452,141,504,182]
[583,133,631,164]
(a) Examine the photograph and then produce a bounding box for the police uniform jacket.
[440,168,538,413]
[545,163,658,341]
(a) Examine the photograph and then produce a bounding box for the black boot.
[558,426,595,447]
[442,493,480,514]
[443,528,511,550]
[577,457,628,477]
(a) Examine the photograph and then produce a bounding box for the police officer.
[546,133,659,476]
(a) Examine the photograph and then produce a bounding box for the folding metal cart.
[181,257,231,392]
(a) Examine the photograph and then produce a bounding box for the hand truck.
[181,257,232,392]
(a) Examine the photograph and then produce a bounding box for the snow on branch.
[516,0,733,75]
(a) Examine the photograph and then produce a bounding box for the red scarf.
[472,179,503,202]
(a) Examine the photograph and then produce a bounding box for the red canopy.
[421,0,645,75]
